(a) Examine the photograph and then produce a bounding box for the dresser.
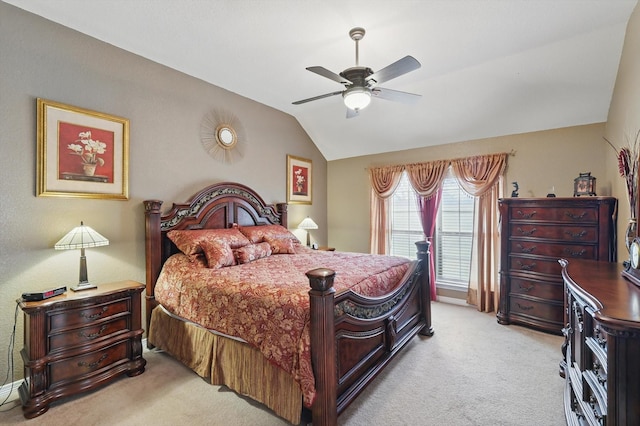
[560,259,640,425]
[18,281,146,418]
[497,197,617,334]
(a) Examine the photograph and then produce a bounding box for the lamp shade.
[298,217,318,230]
[343,87,372,111]
[55,222,109,250]
[55,222,108,291]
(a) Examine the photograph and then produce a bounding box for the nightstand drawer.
[49,298,130,331]
[49,340,128,384]
[49,317,129,351]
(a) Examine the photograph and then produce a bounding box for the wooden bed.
[144,182,433,426]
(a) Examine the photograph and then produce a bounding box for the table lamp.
[298,217,318,247]
[55,221,109,291]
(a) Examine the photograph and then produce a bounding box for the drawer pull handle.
[78,353,108,370]
[519,283,534,292]
[516,303,534,311]
[516,260,536,271]
[565,230,587,239]
[79,325,107,340]
[516,244,536,253]
[515,210,536,219]
[564,248,587,257]
[565,211,587,220]
[516,227,536,236]
[81,306,108,320]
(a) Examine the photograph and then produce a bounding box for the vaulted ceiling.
[4,0,637,160]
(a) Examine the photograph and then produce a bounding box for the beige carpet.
[0,302,565,425]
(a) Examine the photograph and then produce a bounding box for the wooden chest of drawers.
[18,281,146,418]
[561,260,640,425]
[497,197,617,334]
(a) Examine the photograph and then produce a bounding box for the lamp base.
[70,281,97,292]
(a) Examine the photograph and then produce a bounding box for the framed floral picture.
[286,155,312,204]
[36,98,129,200]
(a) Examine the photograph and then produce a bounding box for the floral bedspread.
[154,246,412,407]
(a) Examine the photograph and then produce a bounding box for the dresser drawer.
[509,278,563,300]
[509,241,596,260]
[49,340,129,385]
[510,223,597,243]
[509,254,563,276]
[509,206,598,223]
[49,298,130,332]
[49,317,129,352]
[508,295,564,324]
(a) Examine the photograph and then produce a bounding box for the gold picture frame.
[37,98,129,200]
[286,155,312,204]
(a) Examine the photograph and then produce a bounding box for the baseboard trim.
[436,295,471,306]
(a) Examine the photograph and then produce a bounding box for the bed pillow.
[234,242,272,264]
[200,239,236,269]
[265,235,296,254]
[238,224,300,245]
[167,228,251,262]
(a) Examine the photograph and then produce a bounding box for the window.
[436,175,474,289]
[389,171,474,289]
[389,173,425,259]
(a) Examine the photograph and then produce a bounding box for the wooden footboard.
[307,240,432,426]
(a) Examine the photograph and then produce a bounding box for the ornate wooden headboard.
[143,182,287,330]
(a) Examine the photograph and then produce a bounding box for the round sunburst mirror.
[200,110,245,163]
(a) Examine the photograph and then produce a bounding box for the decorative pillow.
[265,236,296,254]
[167,228,251,261]
[234,242,272,264]
[239,224,300,245]
[200,239,236,269]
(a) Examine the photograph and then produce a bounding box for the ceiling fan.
[292,27,421,118]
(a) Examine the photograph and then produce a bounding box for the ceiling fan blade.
[366,56,421,85]
[292,90,343,105]
[306,66,352,85]
[372,87,421,103]
[346,108,360,119]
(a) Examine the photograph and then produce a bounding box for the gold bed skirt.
[148,306,303,424]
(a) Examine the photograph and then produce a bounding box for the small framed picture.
[573,172,596,197]
[286,155,312,204]
[36,98,129,200]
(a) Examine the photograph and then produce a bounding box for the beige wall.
[606,3,640,233]
[0,3,327,381]
[328,123,613,253]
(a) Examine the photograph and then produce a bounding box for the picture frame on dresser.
[286,154,312,204]
[36,98,129,200]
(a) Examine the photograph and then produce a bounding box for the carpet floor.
[0,301,566,425]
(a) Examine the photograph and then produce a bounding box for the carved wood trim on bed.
[143,182,432,426]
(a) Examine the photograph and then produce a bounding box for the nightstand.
[318,246,335,251]
[17,280,146,418]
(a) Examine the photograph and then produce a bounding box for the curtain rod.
[364,150,515,171]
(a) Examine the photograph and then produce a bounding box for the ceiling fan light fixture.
[343,87,371,111]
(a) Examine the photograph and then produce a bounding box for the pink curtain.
[416,189,441,301]
[450,153,507,312]
[406,161,448,301]
[368,165,405,254]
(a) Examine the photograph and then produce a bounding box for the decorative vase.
[82,163,97,176]
[626,217,637,253]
